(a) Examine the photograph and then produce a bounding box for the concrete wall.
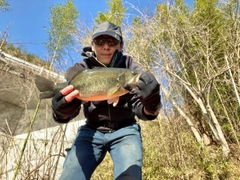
[0,51,85,135]
[0,51,88,179]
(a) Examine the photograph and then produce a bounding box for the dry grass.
[0,114,240,179]
[91,117,240,180]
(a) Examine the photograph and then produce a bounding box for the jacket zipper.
[108,104,112,121]
[107,53,118,121]
[93,52,119,122]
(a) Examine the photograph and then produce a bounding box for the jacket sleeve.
[130,93,158,120]
[53,108,81,124]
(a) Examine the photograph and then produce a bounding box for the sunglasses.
[93,37,120,46]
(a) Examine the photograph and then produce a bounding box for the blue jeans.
[59,123,143,180]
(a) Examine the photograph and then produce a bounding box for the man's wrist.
[53,112,69,120]
[143,107,160,116]
[53,113,71,123]
[142,94,161,116]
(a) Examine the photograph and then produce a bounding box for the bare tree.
[124,0,240,156]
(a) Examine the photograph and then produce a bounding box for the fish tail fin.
[35,75,55,99]
[39,91,56,99]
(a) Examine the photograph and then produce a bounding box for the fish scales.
[71,69,132,99]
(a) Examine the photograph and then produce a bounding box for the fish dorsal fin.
[65,66,86,80]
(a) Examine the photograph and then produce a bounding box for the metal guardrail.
[0,50,65,80]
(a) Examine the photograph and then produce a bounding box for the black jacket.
[55,47,157,127]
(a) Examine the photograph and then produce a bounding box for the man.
[52,21,161,180]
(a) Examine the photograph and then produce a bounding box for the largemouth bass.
[35,67,142,106]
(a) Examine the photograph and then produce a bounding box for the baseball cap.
[92,21,122,42]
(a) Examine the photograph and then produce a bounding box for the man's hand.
[125,72,161,116]
[61,85,79,102]
[52,85,81,120]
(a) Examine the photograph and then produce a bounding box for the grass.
[91,117,240,180]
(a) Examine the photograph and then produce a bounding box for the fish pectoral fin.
[108,86,121,96]
[106,86,121,106]
[107,97,120,107]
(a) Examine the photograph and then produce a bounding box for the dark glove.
[52,92,81,120]
[125,72,161,115]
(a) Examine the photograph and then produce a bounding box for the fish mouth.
[126,73,142,88]
[136,73,141,81]
[133,73,141,83]
[132,73,142,87]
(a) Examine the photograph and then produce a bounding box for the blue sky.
[0,0,193,64]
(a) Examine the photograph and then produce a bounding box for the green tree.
[45,0,79,71]
[94,0,126,26]
[0,0,11,12]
